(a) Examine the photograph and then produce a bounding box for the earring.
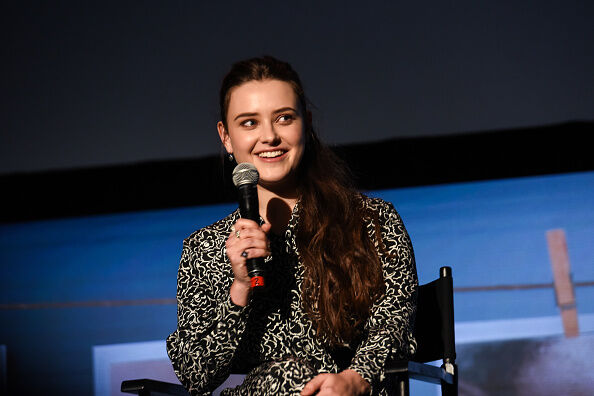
[228,153,235,162]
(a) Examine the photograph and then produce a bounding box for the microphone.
[232,163,266,288]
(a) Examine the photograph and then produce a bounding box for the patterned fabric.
[166,196,417,395]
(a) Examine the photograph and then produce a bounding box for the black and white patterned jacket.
[166,196,417,395]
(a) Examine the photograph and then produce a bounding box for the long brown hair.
[219,56,385,345]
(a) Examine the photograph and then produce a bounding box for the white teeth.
[258,150,284,158]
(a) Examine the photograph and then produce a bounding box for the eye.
[276,114,295,124]
[240,119,257,128]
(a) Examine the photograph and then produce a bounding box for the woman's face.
[218,79,306,191]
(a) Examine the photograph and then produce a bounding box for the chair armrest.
[386,360,455,385]
[121,379,189,396]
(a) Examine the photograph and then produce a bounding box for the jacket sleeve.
[166,234,250,396]
[347,200,418,392]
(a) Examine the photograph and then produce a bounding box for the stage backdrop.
[1,171,593,395]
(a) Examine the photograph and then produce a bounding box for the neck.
[257,184,298,234]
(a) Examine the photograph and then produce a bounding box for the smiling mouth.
[257,150,286,158]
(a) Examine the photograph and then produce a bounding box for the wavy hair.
[219,56,385,345]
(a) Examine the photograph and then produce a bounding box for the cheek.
[229,132,255,153]
[292,131,306,163]
[298,130,307,153]
[291,126,306,149]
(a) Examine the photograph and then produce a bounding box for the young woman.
[166,56,418,396]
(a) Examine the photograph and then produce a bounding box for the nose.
[259,121,281,145]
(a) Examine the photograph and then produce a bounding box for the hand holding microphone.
[227,163,269,290]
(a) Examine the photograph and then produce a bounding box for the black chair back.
[413,266,456,364]
[386,266,458,396]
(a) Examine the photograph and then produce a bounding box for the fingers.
[301,372,364,396]
[228,220,270,249]
[232,226,268,242]
[240,247,270,260]
[226,220,271,283]
[300,374,329,395]
[233,218,268,233]
[261,222,272,233]
[226,228,270,256]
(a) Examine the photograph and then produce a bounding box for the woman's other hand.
[300,370,370,396]
[226,218,271,306]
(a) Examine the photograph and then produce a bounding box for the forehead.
[227,79,298,115]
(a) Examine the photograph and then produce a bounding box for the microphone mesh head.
[232,163,259,187]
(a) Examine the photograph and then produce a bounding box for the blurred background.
[1,1,593,395]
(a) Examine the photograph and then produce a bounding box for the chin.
[259,175,289,185]
[258,171,298,189]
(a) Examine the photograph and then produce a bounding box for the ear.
[217,121,233,154]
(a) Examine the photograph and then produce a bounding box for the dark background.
[2,0,593,175]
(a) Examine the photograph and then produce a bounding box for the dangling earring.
[228,153,235,162]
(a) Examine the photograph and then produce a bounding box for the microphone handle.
[237,183,266,287]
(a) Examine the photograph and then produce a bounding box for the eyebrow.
[233,112,258,121]
[273,107,298,115]
[232,107,298,121]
